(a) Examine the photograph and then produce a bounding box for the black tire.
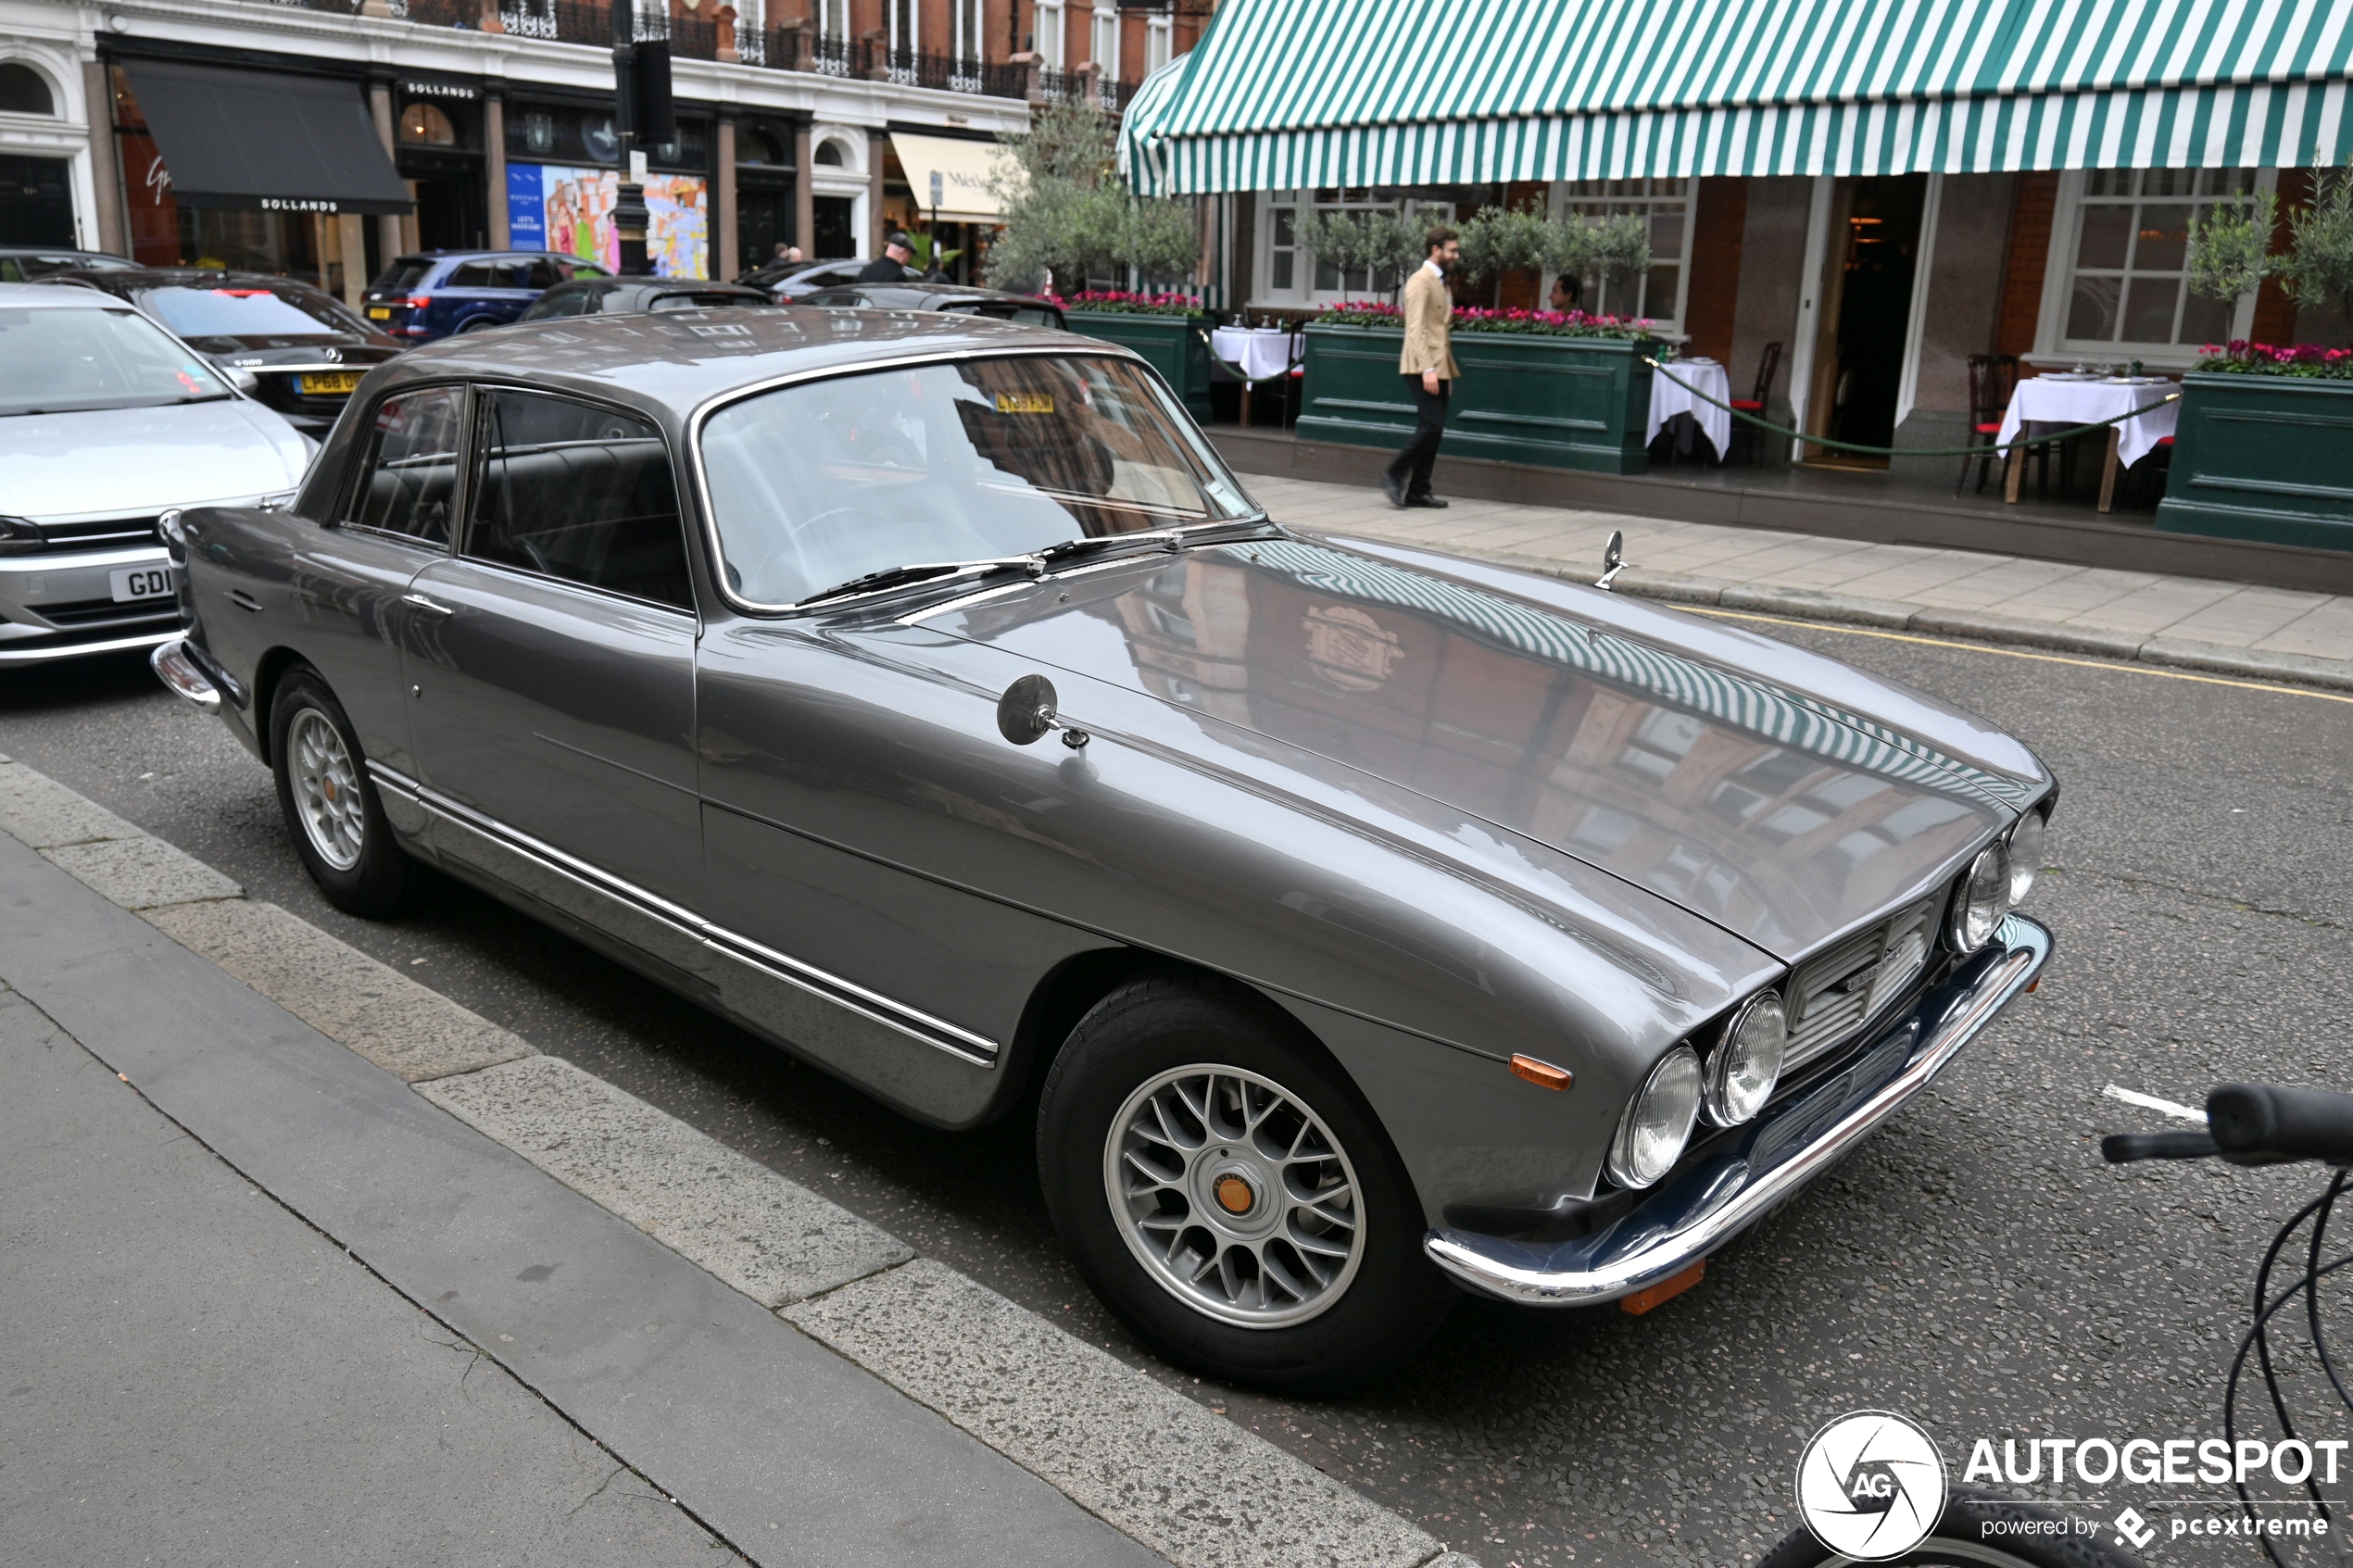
[1757,1488,2146,1568]
[269,666,412,917]
[1035,974,1453,1392]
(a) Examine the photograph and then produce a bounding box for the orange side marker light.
[1510,1054,1573,1090]
[1620,1260,1705,1315]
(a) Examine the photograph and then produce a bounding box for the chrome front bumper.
[150,637,221,712]
[1425,913,2053,1306]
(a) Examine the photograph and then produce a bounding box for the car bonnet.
[925,535,2043,961]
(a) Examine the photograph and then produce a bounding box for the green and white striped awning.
[1121,0,2353,194]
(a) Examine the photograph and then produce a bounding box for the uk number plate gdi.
[109,566,172,603]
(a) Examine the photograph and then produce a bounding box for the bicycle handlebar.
[2208,1084,2353,1164]
[2100,1084,2353,1166]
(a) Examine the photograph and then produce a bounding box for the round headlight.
[1705,990,1787,1126]
[2006,808,2046,908]
[1948,844,2008,953]
[1608,1045,1703,1189]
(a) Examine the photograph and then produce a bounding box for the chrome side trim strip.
[1424,913,2052,1307]
[369,762,1000,1066]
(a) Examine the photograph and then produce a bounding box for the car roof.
[381,308,1114,421]
[41,267,339,294]
[0,280,131,309]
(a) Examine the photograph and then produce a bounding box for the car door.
[400,384,706,979]
[200,384,464,779]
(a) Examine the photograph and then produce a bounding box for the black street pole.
[610,0,649,276]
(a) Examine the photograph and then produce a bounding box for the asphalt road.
[5,618,2349,1568]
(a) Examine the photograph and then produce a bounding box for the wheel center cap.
[321,777,337,802]
[1213,1173,1256,1216]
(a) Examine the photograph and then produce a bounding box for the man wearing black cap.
[858,232,917,282]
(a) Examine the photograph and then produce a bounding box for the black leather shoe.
[1380,470,1406,508]
[1404,494,1450,508]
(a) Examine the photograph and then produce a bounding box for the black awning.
[123,58,411,218]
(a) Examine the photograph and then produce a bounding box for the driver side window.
[464,389,693,610]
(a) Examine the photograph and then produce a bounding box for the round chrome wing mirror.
[997,674,1060,746]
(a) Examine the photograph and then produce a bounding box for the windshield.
[140,284,364,342]
[0,305,232,416]
[701,354,1259,607]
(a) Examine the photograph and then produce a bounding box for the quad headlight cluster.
[1607,988,1790,1190]
[1607,798,2055,1191]
[1948,801,2051,956]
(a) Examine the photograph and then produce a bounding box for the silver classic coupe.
[151,308,2053,1389]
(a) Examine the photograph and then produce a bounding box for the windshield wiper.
[795,554,1044,608]
[1034,520,1276,569]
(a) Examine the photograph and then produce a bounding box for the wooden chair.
[1727,341,1781,463]
[1957,353,2027,495]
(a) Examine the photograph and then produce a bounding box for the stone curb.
[0,755,1473,1568]
[1407,544,2353,694]
[1303,514,2353,693]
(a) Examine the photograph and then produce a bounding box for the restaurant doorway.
[1802,173,1927,468]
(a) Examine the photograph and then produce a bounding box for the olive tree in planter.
[1292,207,1662,473]
[988,100,1213,417]
[2161,175,2353,550]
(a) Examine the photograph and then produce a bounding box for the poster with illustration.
[505,165,708,279]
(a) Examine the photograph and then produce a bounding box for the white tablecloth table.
[1210,325,1302,426]
[1646,358,1733,461]
[1994,377,2179,510]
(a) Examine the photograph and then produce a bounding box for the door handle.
[402,593,454,617]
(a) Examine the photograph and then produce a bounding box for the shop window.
[0,62,56,117]
[399,103,457,146]
[1256,190,1448,306]
[521,109,555,157]
[2045,167,2272,358]
[1554,177,1693,329]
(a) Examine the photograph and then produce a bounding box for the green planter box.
[1297,324,1658,474]
[1063,311,1214,421]
[2155,372,2353,551]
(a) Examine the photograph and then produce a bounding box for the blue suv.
[362,251,611,342]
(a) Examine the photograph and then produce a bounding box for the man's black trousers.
[1385,376,1449,498]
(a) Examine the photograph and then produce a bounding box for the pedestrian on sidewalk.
[1384,225,1461,509]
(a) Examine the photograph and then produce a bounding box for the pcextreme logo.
[1795,1410,1949,1561]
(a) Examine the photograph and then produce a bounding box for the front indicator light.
[1608,1045,1703,1190]
[1705,990,1786,1126]
[2006,808,2047,908]
[1949,844,2008,954]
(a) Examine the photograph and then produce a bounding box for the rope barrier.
[1642,356,2180,459]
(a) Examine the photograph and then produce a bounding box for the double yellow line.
[1690,607,2353,707]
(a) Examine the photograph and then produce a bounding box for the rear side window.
[447,262,503,289]
[347,387,465,546]
[466,390,691,610]
[522,259,561,289]
[371,259,433,293]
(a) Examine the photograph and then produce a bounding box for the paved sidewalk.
[1253,474,2353,691]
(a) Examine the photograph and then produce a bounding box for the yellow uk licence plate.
[366,307,391,320]
[298,370,365,395]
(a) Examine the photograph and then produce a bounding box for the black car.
[800,282,1065,329]
[517,278,781,323]
[0,246,139,282]
[739,258,923,298]
[42,268,400,435]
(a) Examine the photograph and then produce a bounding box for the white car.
[0,282,312,665]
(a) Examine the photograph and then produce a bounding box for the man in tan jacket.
[1383,224,1462,508]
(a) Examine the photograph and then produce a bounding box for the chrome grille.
[1783,896,1939,1071]
[17,517,160,555]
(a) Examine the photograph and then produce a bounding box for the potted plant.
[2161,175,2353,549]
[987,100,1213,417]
[1297,208,1661,473]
